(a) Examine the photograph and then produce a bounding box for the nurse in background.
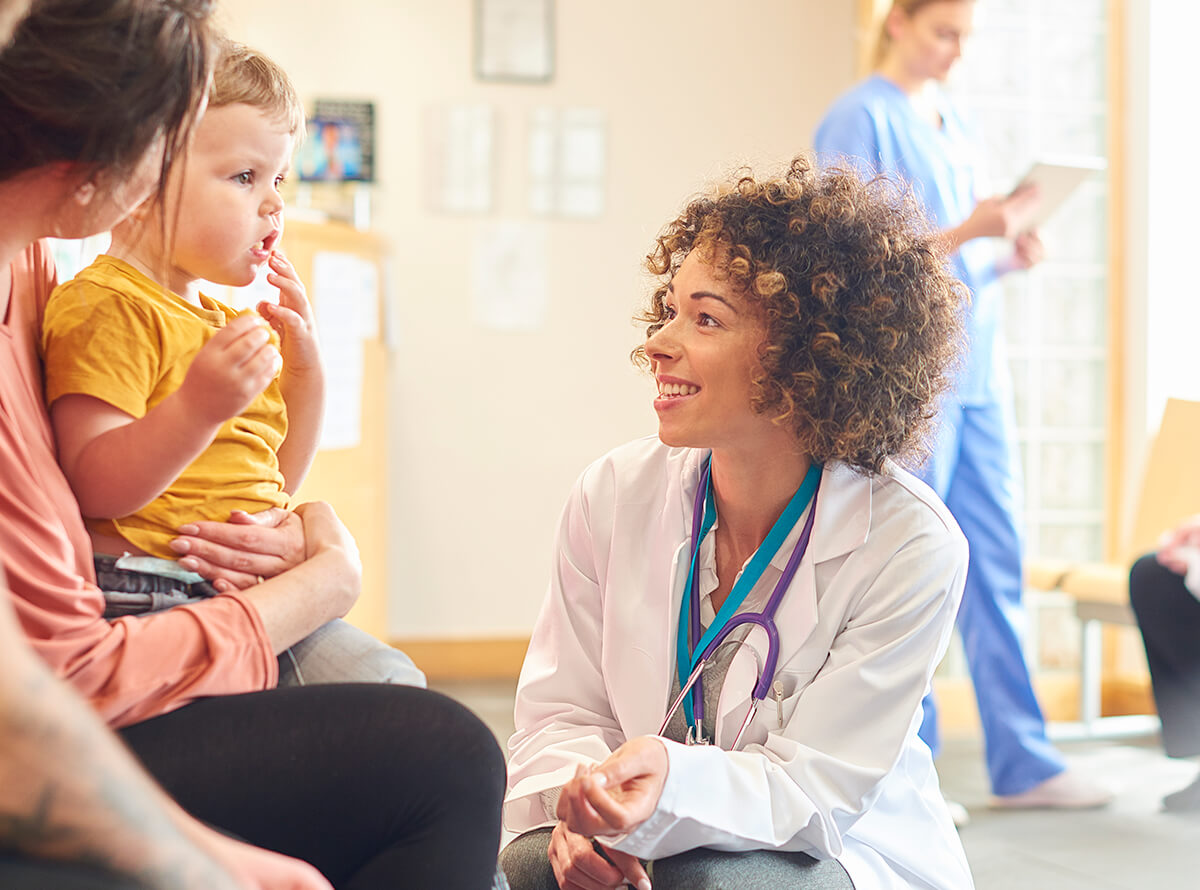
[501,156,974,890]
[814,0,1111,816]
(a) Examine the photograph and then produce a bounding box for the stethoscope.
[660,455,821,748]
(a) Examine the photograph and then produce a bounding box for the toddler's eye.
[233,171,253,185]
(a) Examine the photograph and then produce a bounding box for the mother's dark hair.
[635,155,966,474]
[0,0,213,188]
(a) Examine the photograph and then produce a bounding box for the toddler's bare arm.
[51,314,280,519]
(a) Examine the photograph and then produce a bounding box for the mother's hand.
[169,507,306,591]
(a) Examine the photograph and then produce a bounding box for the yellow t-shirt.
[41,255,289,558]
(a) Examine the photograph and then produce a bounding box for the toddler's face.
[163,102,293,293]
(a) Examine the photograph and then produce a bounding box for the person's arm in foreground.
[258,249,324,495]
[50,312,282,520]
[0,569,330,890]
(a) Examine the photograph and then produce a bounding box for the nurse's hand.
[951,184,1041,246]
[997,230,1044,275]
[169,507,306,591]
[547,821,648,890]
[557,737,668,838]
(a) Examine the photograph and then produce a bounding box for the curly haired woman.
[499,156,975,890]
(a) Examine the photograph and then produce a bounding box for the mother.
[0,2,504,887]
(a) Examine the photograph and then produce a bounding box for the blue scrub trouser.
[917,398,1065,795]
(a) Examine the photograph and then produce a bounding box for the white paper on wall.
[312,251,379,450]
[476,0,554,81]
[472,221,548,332]
[527,107,607,218]
[424,104,496,214]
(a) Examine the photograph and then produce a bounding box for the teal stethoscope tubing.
[669,456,821,743]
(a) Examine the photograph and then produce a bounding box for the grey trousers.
[96,555,427,689]
[277,618,427,688]
[500,828,854,890]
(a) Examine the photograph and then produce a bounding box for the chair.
[1031,397,1200,739]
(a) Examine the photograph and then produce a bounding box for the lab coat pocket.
[770,662,826,733]
[713,643,764,750]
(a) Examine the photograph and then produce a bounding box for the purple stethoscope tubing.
[665,458,820,741]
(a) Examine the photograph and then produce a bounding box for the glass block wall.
[952,0,1112,563]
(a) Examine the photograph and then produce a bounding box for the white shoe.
[991,769,1113,810]
[944,797,970,828]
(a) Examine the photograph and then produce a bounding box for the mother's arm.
[2,431,357,728]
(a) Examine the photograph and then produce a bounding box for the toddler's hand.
[258,249,321,375]
[178,314,281,426]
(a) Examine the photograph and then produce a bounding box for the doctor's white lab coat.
[504,437,975,890]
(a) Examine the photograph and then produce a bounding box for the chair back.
[1126,398,1200,560]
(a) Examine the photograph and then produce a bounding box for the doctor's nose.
[644,320,679,363]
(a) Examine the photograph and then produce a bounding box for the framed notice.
[474,0,555,83]
[298,100,375,183]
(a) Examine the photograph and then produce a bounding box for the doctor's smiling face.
[645,249,785,455]
[636,156,964,475]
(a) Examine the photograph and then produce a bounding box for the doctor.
[501,157,975,890]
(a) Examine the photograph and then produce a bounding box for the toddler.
[41,39,423,687]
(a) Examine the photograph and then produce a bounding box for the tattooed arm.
[0,568,328,888]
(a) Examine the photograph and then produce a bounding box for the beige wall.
[216,0,858,638]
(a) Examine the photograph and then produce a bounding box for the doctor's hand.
[170,507,306,591]
[547,821,649,890]
[557,737,669,839]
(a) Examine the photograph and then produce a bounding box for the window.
[952,0,1115,562]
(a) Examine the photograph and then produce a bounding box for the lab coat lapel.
[612,448,705,740]
[745,463,873,676]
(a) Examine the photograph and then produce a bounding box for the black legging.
[119,684,506,889]
[1129,554,1200,758]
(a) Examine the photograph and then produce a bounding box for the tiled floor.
[435,678,1200,889]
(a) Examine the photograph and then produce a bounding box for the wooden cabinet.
[273,220,389,639]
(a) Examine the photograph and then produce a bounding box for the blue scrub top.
[814,74,1003,406]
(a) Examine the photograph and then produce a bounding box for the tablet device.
[1009,157,1107,229]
